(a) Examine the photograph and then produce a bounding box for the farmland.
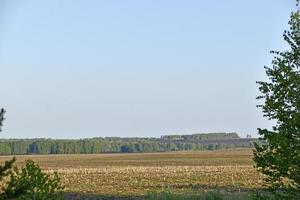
[0,149,263,199]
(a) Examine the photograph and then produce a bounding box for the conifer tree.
[0,109,15,181]
[0,109,5,132]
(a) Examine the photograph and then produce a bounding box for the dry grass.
[0,149,263,196]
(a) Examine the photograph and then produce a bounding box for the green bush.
[1,160,64,200]
[0,158,15,182]
[0,109,64,199]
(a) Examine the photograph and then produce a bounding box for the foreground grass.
[0,149,263,197]
[64,190,268,200]
[148,190,253,200]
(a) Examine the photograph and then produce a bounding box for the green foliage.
[161,133,240,141]
[0,133,256,155]
[0,158,15,181]
[0,109,5,132]
[0,108,63,199]
[0,108,16,191]
[1,160,64,200]
[254,2,300,197]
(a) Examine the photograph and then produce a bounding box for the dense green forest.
[0,133,256,155]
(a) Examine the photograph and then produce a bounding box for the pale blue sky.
[0,0,296,138]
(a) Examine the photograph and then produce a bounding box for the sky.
[0,0,296,139]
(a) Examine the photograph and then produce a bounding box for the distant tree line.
[0,133,257,155]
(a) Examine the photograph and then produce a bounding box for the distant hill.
[0,132,257,155]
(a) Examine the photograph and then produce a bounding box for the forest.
[0,132,256,155]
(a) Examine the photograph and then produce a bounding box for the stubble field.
[0,149,263,198]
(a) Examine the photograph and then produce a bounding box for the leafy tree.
[253,1,300,196]
[0,132,255,155]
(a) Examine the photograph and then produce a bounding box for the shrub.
[1,160,64,200]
